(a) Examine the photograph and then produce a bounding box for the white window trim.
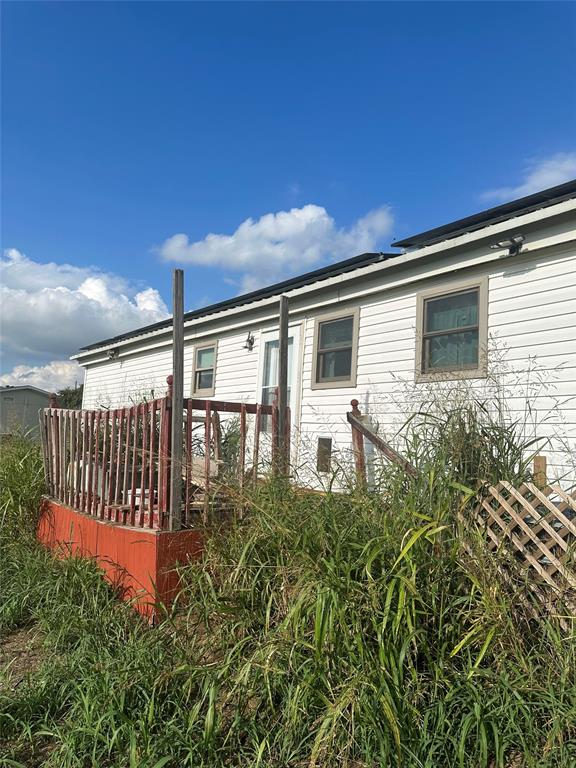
[415,276,488,383]
[192,341,218,397]
[311,307,360,390]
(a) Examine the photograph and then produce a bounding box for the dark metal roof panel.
[393,179,576,249]
[79,251,396,352]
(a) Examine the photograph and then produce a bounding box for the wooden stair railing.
[346,400,418,486]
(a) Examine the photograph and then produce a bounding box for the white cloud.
[158,203,394,292]
[1,249,169,365]
[482,152,576,202]
[0,360,84,393]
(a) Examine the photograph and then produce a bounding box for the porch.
[37,375,287,616]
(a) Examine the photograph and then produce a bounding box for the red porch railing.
[40,377,279,530]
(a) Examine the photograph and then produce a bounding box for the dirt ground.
[0,626,55,766]
[0,624,44,689]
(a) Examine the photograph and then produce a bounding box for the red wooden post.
[350,399,367,490]
[164,374,174,528]
[63,411,71,507]
[80,410,88,512]
[129,405,138,526]
[92,410,102,516]
[49,393,58,408]
[157,382,172,529]
[114,409,124,514]
[139,403,148,527]
[106,410,117,519]
[253,404,261,480]
[99,411,110,518]
[121,407,132,524]
[184,400,192,525]
[203,399,211,524]
[42,410,52,497]
[60,410,67,504]
[86,411,94,513]
[148,400,157,528]
[53,409,60,500]
[74,411,82,510]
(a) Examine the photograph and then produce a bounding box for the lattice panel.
[475,482,576,606]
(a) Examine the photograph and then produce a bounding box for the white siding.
[83,328,261,409]
[296,244,576,483]
[81,237,576,485]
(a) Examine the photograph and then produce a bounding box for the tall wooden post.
[277,295,289,475]
[350,399,367,490]
[169,269,184,531]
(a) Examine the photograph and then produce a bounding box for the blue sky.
[1,1,575,389]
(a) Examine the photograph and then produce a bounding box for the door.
[258,326,301,432]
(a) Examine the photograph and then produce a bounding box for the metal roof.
[80,251,396,352]
[393,179,576,249]
[0,385,51,396]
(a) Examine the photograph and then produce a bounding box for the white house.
[74,181,576,483]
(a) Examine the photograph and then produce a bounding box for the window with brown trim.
[192,343,217,396]
[311,309,359,389]
[416,278,488,381]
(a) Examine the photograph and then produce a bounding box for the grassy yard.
[0,431,575,768]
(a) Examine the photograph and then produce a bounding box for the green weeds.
[1,430,575,767]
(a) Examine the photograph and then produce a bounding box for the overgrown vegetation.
[1,417,575,767]
[55,385,83,410]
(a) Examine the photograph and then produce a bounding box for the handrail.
[347,400,419,482]
[40,376,284,531]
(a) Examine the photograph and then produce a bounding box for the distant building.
[0,385,51,439]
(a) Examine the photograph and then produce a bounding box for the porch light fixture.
[243,331,255,351]
[489,234,525,256]
[107,348,119,360]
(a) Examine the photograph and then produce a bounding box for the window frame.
[415,277,488,382]
[311,307,360,390]
[192,341,218,397]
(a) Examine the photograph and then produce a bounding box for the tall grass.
[1,422,575,766]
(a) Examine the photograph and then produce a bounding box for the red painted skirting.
[37,497,203,618]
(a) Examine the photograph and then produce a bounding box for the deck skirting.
[37,496,203,618]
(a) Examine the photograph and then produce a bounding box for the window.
[416,279,487,381]
[312,309,359,389]
[192,343,217,396]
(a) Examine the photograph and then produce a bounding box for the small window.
[416,279,487,381]
[312,309,359,389]
[192,343,216,396]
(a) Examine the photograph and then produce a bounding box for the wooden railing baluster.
[148,401,157,529]
[40,389,275,531]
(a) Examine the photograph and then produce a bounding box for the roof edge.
[393,179,576,249]
[78,251,396,353]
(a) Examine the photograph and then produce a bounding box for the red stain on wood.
[37,498,203,619]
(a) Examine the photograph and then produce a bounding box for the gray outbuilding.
[0,385,51,440]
